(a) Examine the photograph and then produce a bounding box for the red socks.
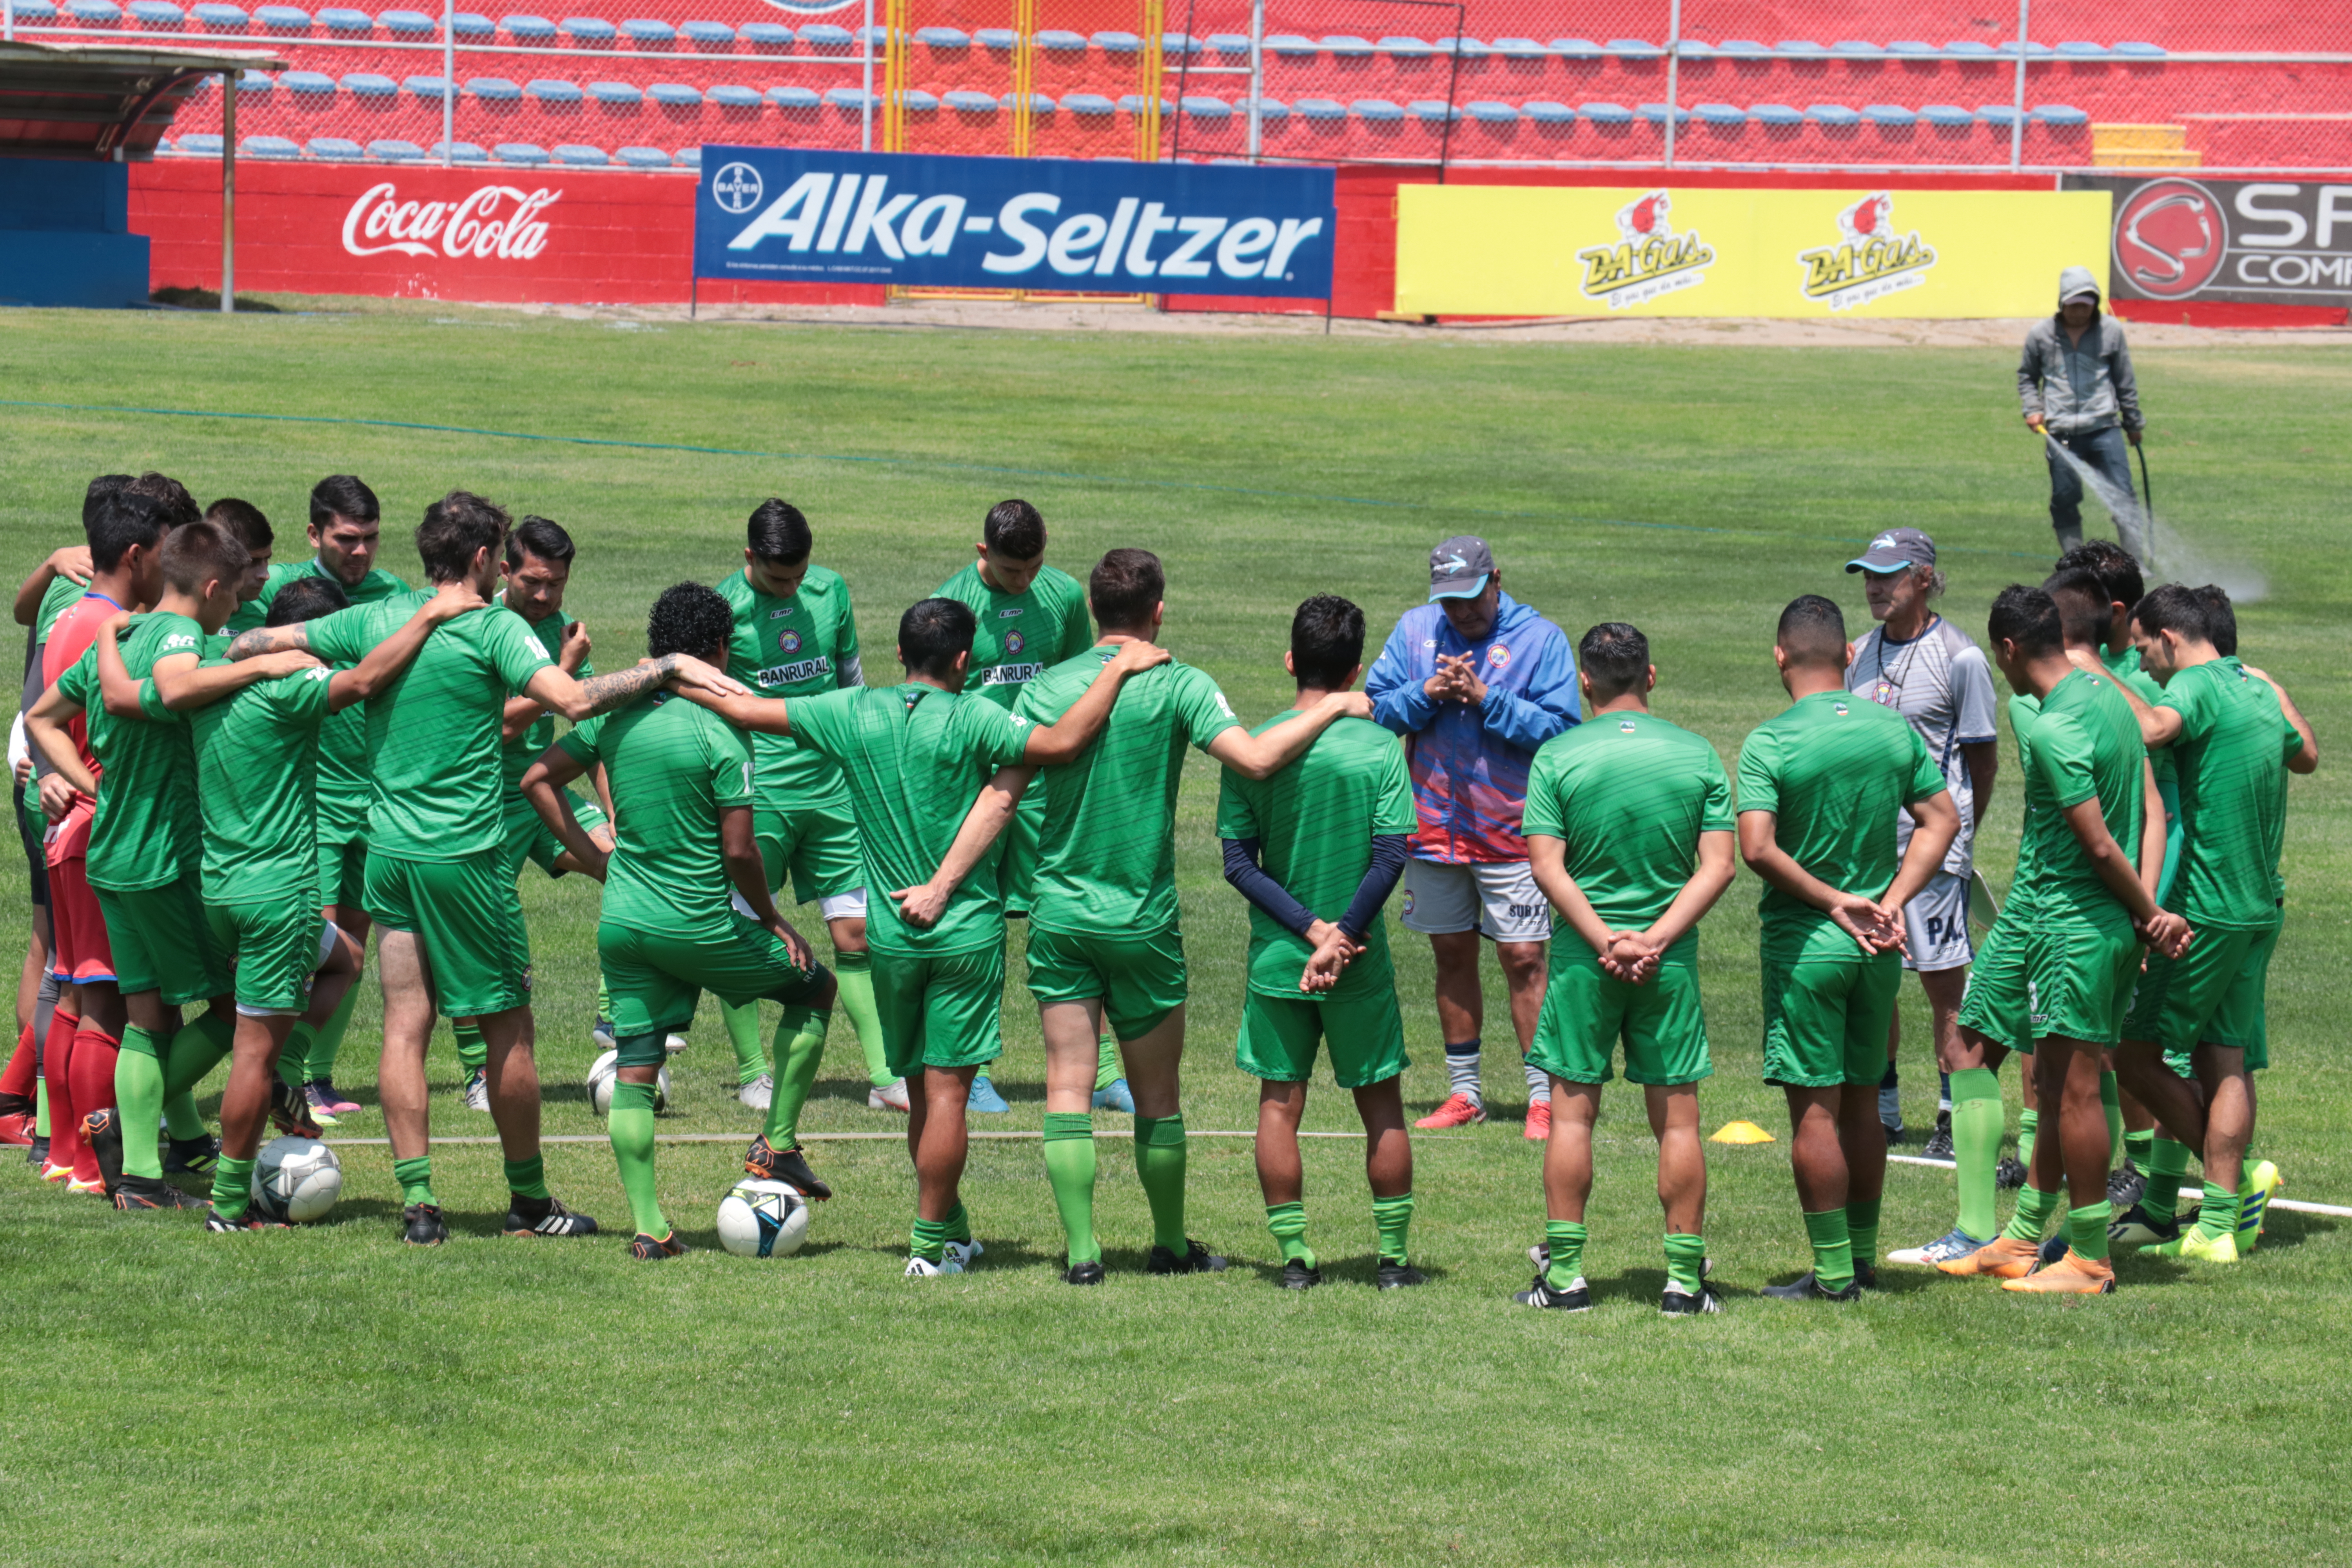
[0,1020,35,1103]
[42,1009,83,1174]
[64,1019,120,1185]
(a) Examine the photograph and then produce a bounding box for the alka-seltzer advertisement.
[693,147,1336,298]
[2067,174,2352,307]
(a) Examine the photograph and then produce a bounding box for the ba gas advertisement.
[1393,186,2112,318]
[2067,175,2352,307]
[694,147,1336,298]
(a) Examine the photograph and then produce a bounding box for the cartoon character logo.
[1796,191,1938,310]
[1004,630,1025,656]
[1576,188,1715,310]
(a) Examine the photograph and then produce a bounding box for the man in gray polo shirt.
[2019,266,2145,554]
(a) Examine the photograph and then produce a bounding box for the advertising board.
[2067,175,2352,307]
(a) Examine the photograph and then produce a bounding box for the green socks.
[1372,1192,1414,1265]
[2099,1072,2123,1163]
[279,1024,316,1091]
[503,1154,548,1201]
[719,998,767,1087]
[208,1155,256,1221]
[606,1080,664,1238]
[308,971,362,1082]
[910,1216,951,1265]
[2124,1127,2154,1171]
[1803,1209,1855,1292]
[1265,1200,1313,1268]
[115,1026,168,1180]
[762,1005,831,1151]
[2195,1180,2240,1241]
[2016,1107,2040,1175]
[1095,1034,1120,1093]
[392,1155,436,1208]
[1132,1113,1190,1255]
[1845,1196,1882,1270]
[2068,1200,2113,1262]
[2004,1183,2060,1243]
[163,1010,234,1139]
[1948,1067,2003,1241]
[455,1020,486,1076]
[1042,1112,1100,1265]
[1544,1220,1587,1291]
[1664,1233,1707,1296]
[832,952,892,1089]
[2145,1136,2191,1218]
[34,1076,48,1138]
[943,1200,971,1245]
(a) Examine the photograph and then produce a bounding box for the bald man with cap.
[2019,266,2144,553]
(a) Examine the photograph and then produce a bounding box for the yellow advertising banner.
[1394,186,2113,318]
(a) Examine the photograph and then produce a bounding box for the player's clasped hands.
[890,879,952,929]
[2140,909,2194,961]
[1600,929,1663,984]
[1826,890,1908,955]
[1298,919,1361,993]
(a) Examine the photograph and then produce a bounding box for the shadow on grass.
[1236,1253,1450,1290]
[151,287,281,312]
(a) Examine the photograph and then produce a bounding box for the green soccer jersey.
[2156,659,2299,929]
[1016,646,1242,936]
[557,690,752,937]
[180,659,335,904]
[1736,691,1947,964]
[1215,713,1416,1000]
[232,559,412,842]
[716,564,860,809]
[1521,709,1735,936]
[2018,668,2145,931]
[932,561,1095,711]
[501,607,593,794]
[54,612,207,892]
[304,593,554,862]
[225,557,412,635]
[786,684,1036,956]
[34,573,82,643]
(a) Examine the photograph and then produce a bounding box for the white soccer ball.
[584,1049,668,1116]
[717,1178,810,1258]
[251,1136,343,1223]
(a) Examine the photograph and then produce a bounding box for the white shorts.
[1903,871,1975,973]
[1399,859,1551,944]
[734,888,869,923]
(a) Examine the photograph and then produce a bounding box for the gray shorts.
[1902,871,1975,974]
[1399,859,1551,944]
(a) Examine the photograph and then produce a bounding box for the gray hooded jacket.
[2018,312,2143,435]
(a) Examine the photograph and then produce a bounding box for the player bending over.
[1218,595,1422,1290]
[1516,623,1737,1316]
[1736,596,1958,1298]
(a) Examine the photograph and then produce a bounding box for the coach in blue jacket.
[1366,536,1580,1138]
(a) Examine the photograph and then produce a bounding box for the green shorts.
[1762,947,1901,1089]
[2129,922,2277,1074]
[317,834,368,912]
[754,798,864,908]
[1956,914,2030,1053]
[997,789,1045,917]
[1235,986,1409,1089]
[2021,920,2140,1048]
[365,849,532,1020]
[599,916,829,1062]
[206,899,326,1014]
[873,942,1006,1079]
[1530,945,1711,1088]
[1025,923,1188,1042]
[501,793,610,881]
[94,874,232,1005]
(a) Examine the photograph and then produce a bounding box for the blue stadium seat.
[1637,102,1691,124]
[647,82,699,103]
[501,13,553,37]
[1160,31,1200,54]
[996,91,1053,113]
[1321,34,1373,56]
[1775,39,1826,56]
[916,25,967,46]
[283,69,336,94]
[450,10,492,34]
[368,137,425,158]
[1831,40,1883,56]
[621,18,671,41]
[1920,103,1973,126]
[1606,38,1660,58]
[1750,103,1803,125]
[65,0,122,20]
[1887,40,1937,56]
[1293,98,1345,122]
[1941,40,1997,57]
[1675,40,1715,58]
[681,20,731,44]
[128,2,185,26]
[673,147,701,167]
[1265,33,1317,56]
[235,69,274,91]
[431,140,490,161]
[2001,40,2054,55]
[854,24,884,45]
[1091,29,1140,52]
[797,22,851,46]
[944,89,996,111]
[243,134,301,156]
[767,85,819,108]
[2113,41,2165,58]
[1464,100,1517,123]
[586,80,640,103]
[494,141,549,163]
[1035,29,1085,51]
[1862,104,1916,125]
[1239,96,1286,120]
[1975,103,2021,125]
[829,86,880,109]
[1350,98,1403,122]
[708,84,760,107]
[1492,37,1544,57]
[1182,94,1231,118]
[553,143,606,164]
[1063,92,1116,115]
[341,71,396,96]
[1693,102,1745,124]
[2034,103,2089,125]
[7,0,61,17]
[466,76,521,100]
[1579,101,1633,123]
[1548,38,1601,58]
[737,22,789,45]
[973,27,1015,47]
[1377,35,1431,56]
[192,2,249,22]
[253,4,309,25]
[899,88,940,110]
[2056,41,2106,57]
[616,145,670,167]
[1716,39,1769,56]
[560,16,613,41]
[1408,100,1458,123]
[1806,103,1861,125]
[1439,36,1490,56]
[1205,33,1250,56]
[403,74,451,98]
[178,132,225,153]
[307,136,363,159]
[526,78,582,103]
[1521,100,1575,124]
[1117,94,1172,114]
[379,9,434,34]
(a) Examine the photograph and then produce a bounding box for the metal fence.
[8,0,2348,172]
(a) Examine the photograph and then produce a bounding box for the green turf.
[2,305,2347,1565]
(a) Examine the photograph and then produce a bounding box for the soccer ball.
[584,1049,668,1116]
[251,1136,343,1223]
[716,1178,810,1258]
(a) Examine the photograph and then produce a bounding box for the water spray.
[2042,427,2152,563]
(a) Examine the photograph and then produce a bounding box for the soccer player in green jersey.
[1217,595,1423,1290]
[227,490,742,1245]
[1515,623,1737,1315]
[1938,586,2187,1295]
[713,500,898,1128]
[2096,586,2314,1262]
[931,498,1128,1117]
[1736,596,1959,1300]
[1013,550,1371,1278]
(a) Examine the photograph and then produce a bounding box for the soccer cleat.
[737,1073,773,1113]
[41,1158,73,1183]
[1376,1260,1428,1290]
[1063,1260,1106,1286]
[1853,1261,1879,1291]
[2002,1249,2116,1293]
[461,1068,490,1113]
[966,1075,1010,1114]
[28,1132,51,1167]
[1514,1273,1592,1311]
[505,1194,597,1238]
[2141,1225,2239,1263]
[401,1203,448,1246]
[741,1134,833,1200]
[1936,1236,2041,1279]
[268,1079,321,1140]
[1280,1259,1321,1290]
[867,1078,911,1113]
[1091,1077,1135,1114]
[1147,1238,1228,1275]
[1994,1155,2029,1190]
[1762,1271,1862,1302]
[630,1231,689,1261]
[113,1173,205,1211]
[2107,1161,2146,1212]
[1878,1082,1903,1142]
[2107,1203,2181,1249]
[1415,1092,1486,1130]
[904,1253,964,1277]
[590,1018,616,1050]
[1888,1227,1988,1267]
[205,1203,289,1232]
[944,1237,984,1270]
[2038,1232,2071,1269]
[1661,1281,1724,1316]
[1921,1111,1955,1161]
[0,1109,34,1146]
[664,1033,688,1054]
[67,1173,107,1196]
[83,1107,124,1196]
[164,1133,220,1177]
[1523,1101,1551,1142]
[2239,1161,2281,1252]
[306,1080,361,1116]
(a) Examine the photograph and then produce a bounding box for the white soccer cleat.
[462,1069,490,1113]
[868,1079,911,1113]
[590,1019,615,1050]
[944,1237,983,1269]
[738,1073,773,1112]
[664,1033,688,1054]
[904,1253,964,1277]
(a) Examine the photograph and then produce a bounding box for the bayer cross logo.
[712,162,764,215]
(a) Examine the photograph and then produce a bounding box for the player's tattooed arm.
[225,620,312,661]
[499,619,590,741]
[530,653,746,721]
[1206,688,1377,781]
[895,767,1033,928]
[517,746,609,881]
[1737,807,1906,954]
[1020,639,1172,765]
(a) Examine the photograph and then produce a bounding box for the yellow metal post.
[1135,0,1162,161]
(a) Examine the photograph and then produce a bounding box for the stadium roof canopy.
[0,38,285,161]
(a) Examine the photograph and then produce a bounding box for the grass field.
[2,303,2348,1566]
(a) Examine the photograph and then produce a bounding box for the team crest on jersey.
[1833,701,1849,716]
[1796,192,1939,311]
[1004,630,1025,656]
[1485,644,1511,668]
[163,633,198,651]
[1619,718,1638,733]
[779,630,802,654]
